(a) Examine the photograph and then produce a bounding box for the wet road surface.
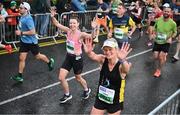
[0,34,179,114]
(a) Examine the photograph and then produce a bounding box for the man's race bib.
[66,40,75,54]
[114,28,124,39]
[157,33,167,40]
[98,85,115,104]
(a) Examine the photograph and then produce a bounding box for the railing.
[33,13,59,43]
[60,10,97,34]
[2,8,149,50]
[3,13,60,49]
[2,11,98,49]
[0,22,5,44]
[148,89,180,115]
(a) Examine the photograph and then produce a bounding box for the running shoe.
[5,45,12,53]
[11,74,23,82]
[153,69,161,78]
[147,42,152,47]
[59,94,72,103]
[48,58,55,71]
[171,57,179,63]
[82,88,91,99]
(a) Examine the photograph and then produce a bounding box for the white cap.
[163,3,170,8]
[102,38,118,49]
[20,2,30,11]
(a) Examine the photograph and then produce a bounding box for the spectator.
[32,0,51,36]
[109,0,122,16]
[129,0,144,38]
[171,1,180,63]
[55,0,72,14]
[0,2,8,23]
[93,0,109,43]
[6,1,20,40]
[7,1,20,26]
[0,43,12,53]
[71,0,86,11]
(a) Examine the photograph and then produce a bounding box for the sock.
[84,88,89,91]
[139,28,142,32]
[65,93,70,96]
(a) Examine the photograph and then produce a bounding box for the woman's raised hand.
[118,42,132,60]
[83,38,93,54]
[50,7,57,17]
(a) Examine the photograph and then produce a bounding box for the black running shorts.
[61,53,83,75]
[152,42,170,53]
[19,42,39,56]
[94,98,123,114]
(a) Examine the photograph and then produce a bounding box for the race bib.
[66,40,75,54]
[98,85,115,104]
[157,33,167,40]
[75,55,81,60]
[114,28,124,39]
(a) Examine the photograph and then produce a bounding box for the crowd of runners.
[0,0,180,114]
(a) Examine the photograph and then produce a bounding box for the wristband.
[119,59,127,64]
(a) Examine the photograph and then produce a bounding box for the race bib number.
[66,40,75,54]
[114,28,124,39]
[157,33,167,40]
[98,85,115,104]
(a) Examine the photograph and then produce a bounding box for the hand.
[149,32,156,40]
[91,18,97,29]
[167,37,172,44]
[15,30,21,35]
[118,42,132,60]
[83,38,93,54]
[49,8,57,17]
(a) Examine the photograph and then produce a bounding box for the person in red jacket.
[6,1,20,40]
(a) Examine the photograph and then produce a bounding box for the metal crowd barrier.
[148,89,180,115]
[0,22,5,44]
[2,9,149,49]
[60,10,97,34]
[3,13,59,49]
[33,13,59,43]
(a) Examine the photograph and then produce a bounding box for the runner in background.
[150,5,177,77]
[108,3,136,48]
[11,2,55,82]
